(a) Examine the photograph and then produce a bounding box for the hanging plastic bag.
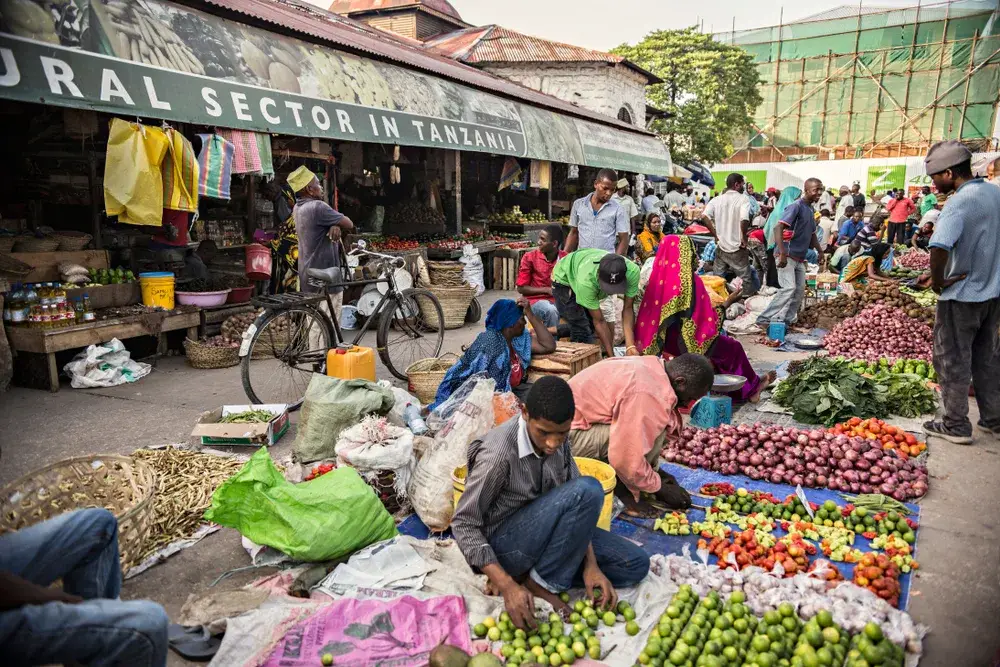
[408,378,495,531]
[205,447,396,562]
[294,375,395,463]
[103,119,169,226]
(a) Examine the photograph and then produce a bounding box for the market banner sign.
[0,0,671,175]
[866,165,907,193]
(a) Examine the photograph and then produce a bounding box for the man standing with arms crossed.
[701,173,758,297]
[921,141,1000,444]
[756,178,825,330]
[566,169,629,256]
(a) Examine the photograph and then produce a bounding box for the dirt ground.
[1,290,997,667]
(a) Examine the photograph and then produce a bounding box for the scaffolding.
[716,0,1000,163]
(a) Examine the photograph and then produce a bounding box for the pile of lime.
[845,622,905,667]
[635,584,701,665]
[790,609,848,667]
[472,611,598,666]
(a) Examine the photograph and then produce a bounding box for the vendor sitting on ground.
[182,240,217,281]
[839,242,894,286]
[452,376,650,628]
[829,238,861,274]
[911,220,935,250]
[568,354,713,517]
[551,249,639,358]
[636,235,778,403]
[635,212,665,265]
[515,224,566,331]
[0,509,169,666]
[429,298,555,410]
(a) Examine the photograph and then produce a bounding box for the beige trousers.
[569,423,667,467]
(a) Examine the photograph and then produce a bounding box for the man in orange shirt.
[884,191,916,246]
[567,354,714,515]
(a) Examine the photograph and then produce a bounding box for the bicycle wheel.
[241,305,333,410]
[377,288,445,381]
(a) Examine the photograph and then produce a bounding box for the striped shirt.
[570,194,629,252]
[451,417,580,570]
[854,223,880,250]
[929,178,1000,302]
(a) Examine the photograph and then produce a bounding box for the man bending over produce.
[452,377,650,629]
[568,354,714,516]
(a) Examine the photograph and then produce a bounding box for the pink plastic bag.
[261,595,471,666]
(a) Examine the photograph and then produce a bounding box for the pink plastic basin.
[175,289,230,307]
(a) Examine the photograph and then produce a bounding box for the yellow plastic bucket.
[575,457,616,530]
[452,465,466,509]
[452,458,616,531]
[139,272,175,310]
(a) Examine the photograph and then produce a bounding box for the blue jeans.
[530,299,560,330]
[489,477,649,592]
[0,509,168,667]
[757,259,806,328]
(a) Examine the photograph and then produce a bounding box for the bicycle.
[239,241,445,409]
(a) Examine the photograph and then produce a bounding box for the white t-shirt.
[702,190,751,253]
[818,216,837,245]
[835,194,853,221]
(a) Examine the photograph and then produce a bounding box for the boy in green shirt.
[551,249,640,357]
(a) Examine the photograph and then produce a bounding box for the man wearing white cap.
[922,140,1000,445]
[611,178,640,229]
[287,165,354,345]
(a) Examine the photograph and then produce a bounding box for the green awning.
[0,0,671,175]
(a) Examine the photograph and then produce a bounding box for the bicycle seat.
[306,267,344,285]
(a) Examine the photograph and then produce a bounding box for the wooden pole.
[455,150,462,235]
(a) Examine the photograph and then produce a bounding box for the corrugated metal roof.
[194,0,650,133]
[328,0,463,22]
[425,25,662,84]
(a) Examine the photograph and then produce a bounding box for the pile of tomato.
[829,417,928,458]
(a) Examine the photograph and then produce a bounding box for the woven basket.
[184,338,240,369]
[250,331,292,359]
[53,231,93,251]
[0,236,15,254]
[0,455,156,574]
[406,353,459,405]
[13,236,60,252]
[427,261,467,287]
[420,284,475,330]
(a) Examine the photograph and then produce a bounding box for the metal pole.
[455,150,462,235]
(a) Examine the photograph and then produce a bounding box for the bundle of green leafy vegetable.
[773,357,887,426]
[773,357,938,425]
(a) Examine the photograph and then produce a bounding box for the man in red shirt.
[884,191,916,245]
[516,224,566,330]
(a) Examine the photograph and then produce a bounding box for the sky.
[305,0,923,51]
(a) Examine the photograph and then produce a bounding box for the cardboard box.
[191,404,289,446]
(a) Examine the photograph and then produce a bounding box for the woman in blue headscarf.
[429,297,556,409]
[762,186,802,288]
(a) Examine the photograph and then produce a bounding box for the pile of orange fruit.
[828,417,927,458]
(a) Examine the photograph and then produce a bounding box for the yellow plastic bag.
[700,275,730,307]
[103,119,169,226]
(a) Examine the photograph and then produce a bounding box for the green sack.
[294,374,395,463]
[204,447,396,562]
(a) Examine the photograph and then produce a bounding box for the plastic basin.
[176,289,230,307]
[226,286,253,303]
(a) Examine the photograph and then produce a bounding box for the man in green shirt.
[551,249,640,358]
[918,186,937,216]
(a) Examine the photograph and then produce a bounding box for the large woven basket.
[0,455,156,574]
[184,338,240,369]
[420,284,475,330]
[427,261,467,287]
[249,331,292,360]
[53,231,93,251]
[13,235,60,252]
[406,353,459,405]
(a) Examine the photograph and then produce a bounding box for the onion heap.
[897,249,930,270]
[665,424,929,501]
[824,304,933,363]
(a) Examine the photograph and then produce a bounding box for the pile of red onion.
[824,304,933,363]
[665,423,929,501]
[897,249,930,270]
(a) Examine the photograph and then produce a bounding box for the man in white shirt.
[664,186,687,210]
[701,173,757,296]
[835,186,853,221]
[611,178,640,230]
[640,188,662,215]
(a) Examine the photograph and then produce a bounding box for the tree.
[612,28,762,166]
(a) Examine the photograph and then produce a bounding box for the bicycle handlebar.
[349,247,406,268]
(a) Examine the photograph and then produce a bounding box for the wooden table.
[7,309,200,391]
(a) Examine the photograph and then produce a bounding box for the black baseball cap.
[598,254,628,295]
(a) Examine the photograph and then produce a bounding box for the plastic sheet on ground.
[63,338,151,388]
[319,538,434,591]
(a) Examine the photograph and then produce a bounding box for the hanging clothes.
[256,132,274,176]
[161,128,199,212]
[196,133,235,200]
[216,129,274,175]
[104,118,169,227]
[498,157,522,191]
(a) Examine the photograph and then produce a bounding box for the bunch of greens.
[872,372,938,418]
[773,357,888,426]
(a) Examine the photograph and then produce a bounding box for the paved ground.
[1,291,997,666]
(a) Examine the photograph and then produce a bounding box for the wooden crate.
[527,342,602,382]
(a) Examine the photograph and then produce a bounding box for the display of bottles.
[3,282,93,328]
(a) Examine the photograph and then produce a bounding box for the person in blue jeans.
[0,508,169,666]
[756,178,826,330]
[451,376,649,629]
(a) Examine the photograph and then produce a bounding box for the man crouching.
[451,376,649,630]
